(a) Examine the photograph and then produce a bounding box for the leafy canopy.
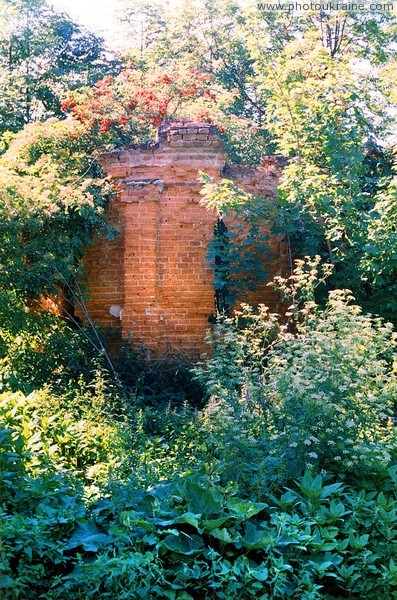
[0,0,118,136]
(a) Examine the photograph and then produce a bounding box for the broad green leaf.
[202,516,230,532]
[65,521,112,552]
[183,480,223,515]
[226,497,267,521]
[210,527,236,544]
[160,532,204,555]
[243,523,275,550]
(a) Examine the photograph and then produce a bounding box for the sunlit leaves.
[62,66,225,147]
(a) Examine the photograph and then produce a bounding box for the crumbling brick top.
[99,120,227,177]
[160,119,218,136]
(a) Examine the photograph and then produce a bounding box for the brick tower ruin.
[80,121,289,356]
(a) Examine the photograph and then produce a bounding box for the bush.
[1,382,397,598]
[2,258,397,598]
[117,345,206,407]
[194,258,397,479]
[0,296,104,393]
[12,468,397,600]
[0,387,129,486]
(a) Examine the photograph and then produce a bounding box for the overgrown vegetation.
[2,261,397,598]
[1,0,397,598]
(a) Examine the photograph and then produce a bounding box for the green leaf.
[202,516,231,532]
[174,513,201,530]
[160,532,204,555]
[320,483,344,499]
[242,522,274,550]
[0,576,14,589]
[253,566,269,582]
[183,480,223,515]
[65,521,112,552]
[226,497,267,521]
[329,500,347,518]
[210,527,236,544]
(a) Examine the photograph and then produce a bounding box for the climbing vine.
[200,174,274,315]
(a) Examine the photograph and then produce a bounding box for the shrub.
[33,468,397,599]
[0,387,129,486]
[2,259,397,599]
[194,258,397,480]
[0,307,101,393]
[117,344,206,407]
[1,382,397,598]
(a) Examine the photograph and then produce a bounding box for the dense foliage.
[2,261,397,598]
[0,0,118,136]
[62,66,225,146]
[1,0,397,598]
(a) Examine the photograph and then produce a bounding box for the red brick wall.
[222,160,290,311]
[80,188,124,334]
[80,122,289,356]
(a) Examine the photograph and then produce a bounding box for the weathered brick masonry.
[81,122,289,356]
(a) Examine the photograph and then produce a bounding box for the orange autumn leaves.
[61,67,223,143]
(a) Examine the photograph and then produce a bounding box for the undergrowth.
[2,259,397,599]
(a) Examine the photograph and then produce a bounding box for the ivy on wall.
[200,174,274,316]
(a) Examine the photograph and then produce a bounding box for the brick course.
[80,121,289,356]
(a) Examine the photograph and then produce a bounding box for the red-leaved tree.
[61,66,223,146]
